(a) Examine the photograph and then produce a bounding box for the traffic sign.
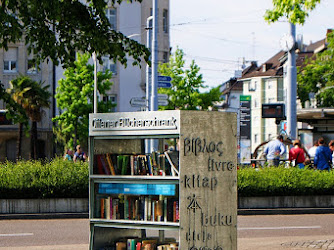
[158,76,172,82]
[157,81,172,88]
[158,75,172,88]
[158,99,168,106]
[130,97,146,107]
[158,94,168,100]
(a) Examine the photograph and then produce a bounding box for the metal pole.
[146,16,153,112]
[150,0,158,152]
[151,0,158,112]
[93,52,98,114]
[286,23,297,140]
[145,16,153,154]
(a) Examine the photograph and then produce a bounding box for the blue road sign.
[158,76,172,82]
[158,81,172,88]
[157,75,172,88]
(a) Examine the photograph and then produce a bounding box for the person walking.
[314,137,332,171]
[264,135,286,167]
[289,139,306,169]
[73,145,86,162]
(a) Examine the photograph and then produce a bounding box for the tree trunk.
[30,121,38,160]
[16,123,23,161]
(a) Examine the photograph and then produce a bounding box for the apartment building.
[0,41,54,161]
[239,36,328,153]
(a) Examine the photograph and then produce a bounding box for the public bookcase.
[88,110,237,250]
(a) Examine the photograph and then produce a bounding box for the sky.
[170,0,334,90]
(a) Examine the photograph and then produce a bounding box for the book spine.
[100,198,105,219]
[106,153,116,175]
[105,197,111,220]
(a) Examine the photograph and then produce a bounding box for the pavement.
[2,210,334,250]
[1,208,334,220]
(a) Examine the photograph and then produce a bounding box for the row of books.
[94,151,179,177]
[96,195,179,223]
[100,237,178,250]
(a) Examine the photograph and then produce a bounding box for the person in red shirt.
[289,139,306,169]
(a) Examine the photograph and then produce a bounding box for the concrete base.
[0,198,88,214]
[238,195,334,209]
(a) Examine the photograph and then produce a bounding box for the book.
[146,154,153,176]
[136,242,142,250]
[164,152,179,176]
[96,155,105,175]
[101,155,111,175]
[116,242,126,250]
[105,197,111,219]
[106,153,116,175]
[127,239,137,250]
[100,198,105,219]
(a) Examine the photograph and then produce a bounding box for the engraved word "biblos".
[184,137,223,157]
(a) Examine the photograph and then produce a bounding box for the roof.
[240,51,285,79]
[239,38,325,80]
[304,38,326,53]
[220,78,244,95]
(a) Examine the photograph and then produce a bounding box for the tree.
[53,53,113,149]
[265,0,321,24]
[7,76,50,159]
[158,48,206,110]
[198,86,223,110]
[0,82,29,160]
[297,32,334,107]
[0,0,149,68]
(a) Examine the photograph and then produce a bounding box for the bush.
[238,166,334,197]
[0,158,89,199]
[1,160,334,199]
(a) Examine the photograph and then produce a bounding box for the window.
[27,59,37,74]
[106,8,117,30]
[163,9,168,33]
[103,95,117,112]
[102,57,117,75]
[249,80,257,91]
[254,134,258,144]
[163,52,168,63]
[4,48,18,72]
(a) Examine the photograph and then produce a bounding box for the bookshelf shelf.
[91,219,180,230]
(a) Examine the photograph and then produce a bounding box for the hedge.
[1,160,334,199]
[238,166,334,197]
[0,158,89,199]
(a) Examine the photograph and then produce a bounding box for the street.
[1,214,334,249]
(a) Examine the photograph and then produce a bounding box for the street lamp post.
[92,52,98,114]
[286,23,297,140]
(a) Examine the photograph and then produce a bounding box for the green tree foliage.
[0,82,29,159]
[297,32,334,107]
[158,48,207,110]
[7,76,50,159]
[0,0,149,68]
[53,53,113,149]
[198,86,223,110]
[265,0,321,24]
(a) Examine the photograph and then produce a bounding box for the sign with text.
[240,95,251,140]
[179,111,237,250]
[158,75,172,88]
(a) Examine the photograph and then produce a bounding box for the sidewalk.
[0,245,88,250]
